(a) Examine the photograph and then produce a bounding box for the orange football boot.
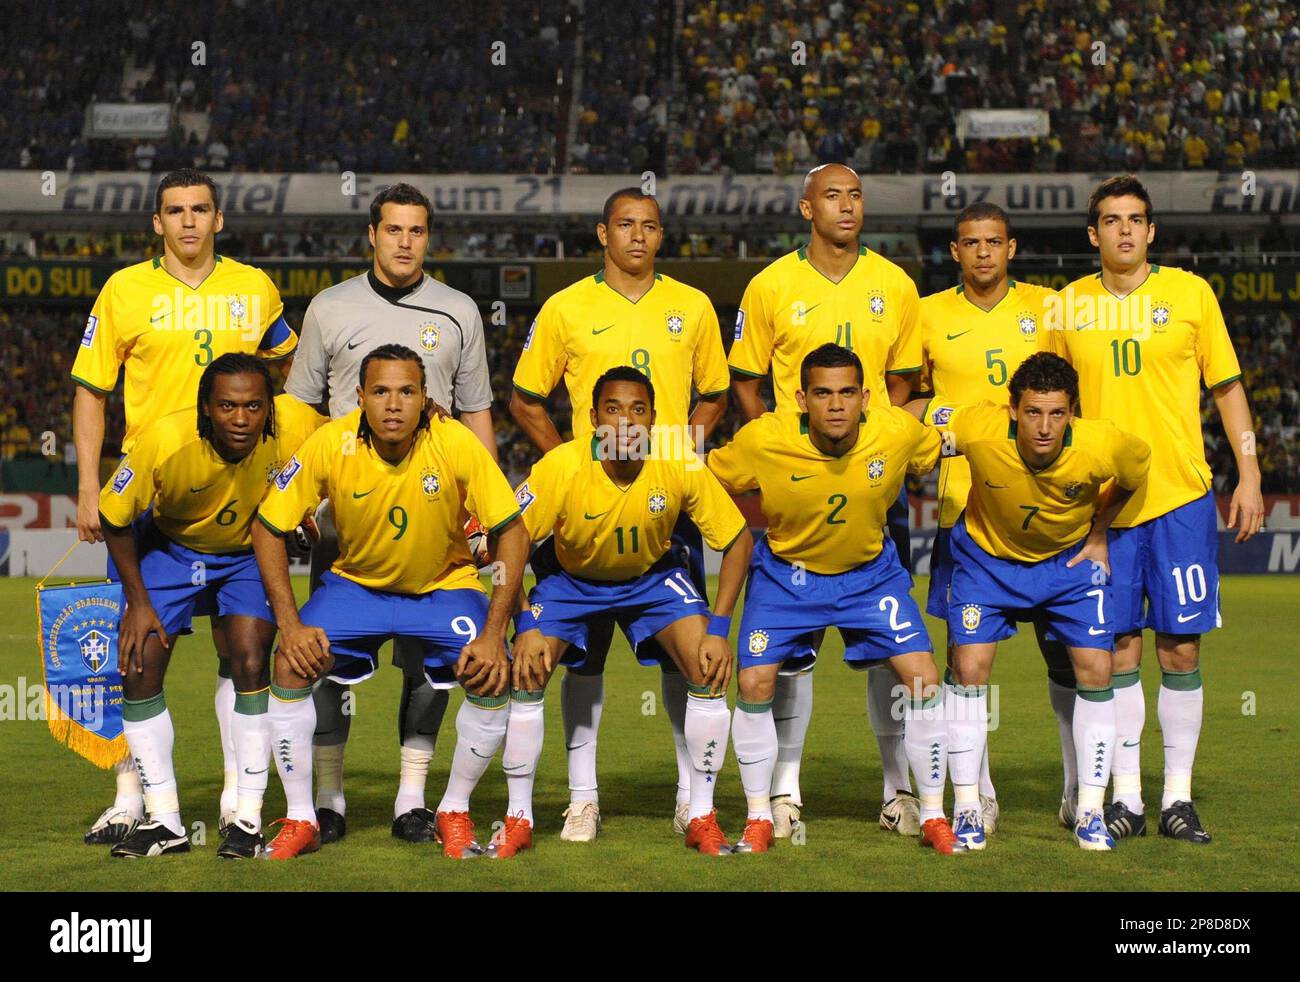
[264,818,321,860]
[684,810,733,855]
[732,817,774,854]
[435,810,484,859]
[920,817,966,855]
[487,813,533,859]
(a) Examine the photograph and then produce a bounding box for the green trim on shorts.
[123,692,167,722]
[1077,685,1115,703]
[234,688,270,715]
[1161,668,1202,691]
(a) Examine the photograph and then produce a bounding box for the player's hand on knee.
[458,636,509,697]
[117,603,168,676]
[279,622,330,679]
[511,630,549,691]
[697,636,734,696]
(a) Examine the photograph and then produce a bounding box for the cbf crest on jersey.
[647,487,669,515]
[665,310,685,340]
[868,289,887,320]
[266,459,284,483]
[419,322,441,352]
[961,604,982,632]
[228,294,248,324]
[421,468,441,497]
[1150,300,1172,332]
[867,453,888,483]
[748,629,770,654]
[37,580,128,767]
[1063,480,1085,500]
[1017,312,1038,337]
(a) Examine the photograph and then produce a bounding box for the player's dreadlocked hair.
[1087,174,1154,229]
[592,364,655,409]
[196,353,276,444]
[799,342,864,391]
[1009,352,1079,408]
[356,343,430,445]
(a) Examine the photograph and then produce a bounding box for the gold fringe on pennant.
[44,689,128,769]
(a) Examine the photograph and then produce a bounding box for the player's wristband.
[707,614,732,638]
[514,610,539,634]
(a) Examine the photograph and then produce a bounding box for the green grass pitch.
[1,574,1294,891]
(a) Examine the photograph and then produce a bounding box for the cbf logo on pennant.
[79,629,112,674]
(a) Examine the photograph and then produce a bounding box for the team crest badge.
[1151,302,1171,331]
[1018,313,1037,336]
[867,455,887,482]
[648,488,668,515]
[78,629,111,675]
[419,323,440,351]
[665,311,685,339]
[961,604,982,633]
[748,630,770,654]
[530,602,543,619]
[1063,481,1084,500]
[228,295,247,322]
[421,469,441,497]
[868,290,886,319]
[266,460,283,483]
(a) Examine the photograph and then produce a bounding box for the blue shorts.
[109,520,271,636]
[1108,492,1221,636]
[948,516,1112,650]
[925,525,953,619]
[738,534,931,671]
[299,571,489,688]
[528,554,706,670]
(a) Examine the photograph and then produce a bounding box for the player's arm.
[1211,380,1264,542]
[1068,428,1152,575]
[704,419,760,494]
[458,409,499,462]
[452,305,499,461]
[254,272,297,361]
[730,373,768,421]
[885,276,923,406]
[101,518,168,677]
[508,388,564,453]
[728,281,775,422]
[72,385,108,543]
[688,303,732,446]
[510,308,568,453]
[282,300,329,409]
[886,371,919,406]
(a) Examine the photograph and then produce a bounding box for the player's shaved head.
[799,164,864,250]
[801,163,861,201]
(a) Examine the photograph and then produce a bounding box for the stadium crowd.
[2,0,1296,175]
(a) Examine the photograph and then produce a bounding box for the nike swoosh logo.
[736,757,769,766]
[801,303,821,317]
[415,728,439,736]
[1122,740,1140,748]
[983,481,1008,489]
[189,484,215,493]
[946,330,972,341]
[790,474,814,482]
[565,742,589,752]
[243,767,268,775]
[149,314,167,324]
[584,510,610,520]
[502,763,528,772]
[1176,612,1201,623]
[346,339,366,350]
[352,489,374,499]
[1075,321,1094,331]
[1088,627,1108,635]
[948,748,974,754]
[591,324,616,335]
[894,632,920,644]
[773,716,797,722]
[469,747,494,759]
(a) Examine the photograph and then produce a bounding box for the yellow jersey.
[729,246,921,411]
[927,401,1151,562]
[257,412,520,595]
[512,270,730,439]
[71,256,298,452]
[100,394,325,553]
[515,438,746,582]
[1048,264,1240,526]
[708,407,940,574]
[920,279,1056,526]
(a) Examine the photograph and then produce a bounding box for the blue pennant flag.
[36,580,128,767]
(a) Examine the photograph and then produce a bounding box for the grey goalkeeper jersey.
[286,271,493,419]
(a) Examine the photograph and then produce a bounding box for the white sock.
[1074,688,1117,816]
[113,757,144,816]
[661,670,691,807]
[1159,669,1203,810]
[1111,669,1145,812]
[685,692,730,820]
[771,670,813,803]
[903,691,947,823]
[232,690,270,832]
[732,699,777,821]
[1048,679,1078,799]
[868,664,912,800]
[437,697,509,813]
[123,694,182,835]
[215,672,237,818]
[501,693,545,825]
[395,678,448,816]
[945,682,985,814]
[314,743,346,816]
[269,686,316,823]
[561,672,602,805]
